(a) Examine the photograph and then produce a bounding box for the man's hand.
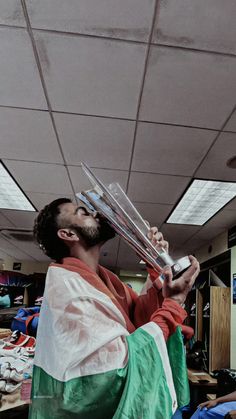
[198,400,218,410]
[162,255,200,305]
[147,226,169,254]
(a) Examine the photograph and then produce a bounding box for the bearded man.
[29,198,199,419]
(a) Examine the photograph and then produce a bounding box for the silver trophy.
[77,162,191,278]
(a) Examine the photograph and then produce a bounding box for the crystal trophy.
[77,162,191,278]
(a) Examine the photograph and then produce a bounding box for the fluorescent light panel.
[167,179,236,226]
[0,163,36,211]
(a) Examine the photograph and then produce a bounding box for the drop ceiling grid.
[0,0,235,265]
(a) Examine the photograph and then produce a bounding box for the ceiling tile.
[28,192,75,211]
[181,225,227,254]
[34,31,146,118]
[0,212,15,228]
[0,249,10,260]
[173,237,208,256]
[26,246,50,262]
[0,1,25,27]
[3,160,74,195]
[0,210,37,229]
[54,113,135,170]
[202,208,236,229]
[196,132,236,181]
[0,236,35,260]
[168,210,235,253]
[0,27,47,109]
[134,202,173,226]
[116,240,140,270]
[132,122,216,175]
[26,0,155,42]
[99,236,120,268]
[140,46,236,129]
[0,108,63,163]
[189,225,226,242]
[68,166,128,194]
[10,239,43,260]
[153,0,236,54]
[225,197,236,211]
[0,221,51,261]
[33,252,50,262]
[160,224,201,248]
[224,110,236,132]
[170,246,188,259]
[127,172,190,204]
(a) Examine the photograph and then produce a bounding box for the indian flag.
[29,265,190,419]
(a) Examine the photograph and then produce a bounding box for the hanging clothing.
[29,257,191,419]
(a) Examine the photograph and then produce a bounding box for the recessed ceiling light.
[166,179,236,226]
[0,162,36,211]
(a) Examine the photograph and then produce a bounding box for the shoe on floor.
[10,369,24,383]
[5,381,21,393]
[3,330,36,348]
[0,379,6,391]
[0,346,29,359]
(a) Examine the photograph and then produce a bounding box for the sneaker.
[0,346,29,359]
[10,369,24,383]
[5,381,21,393]
[2,368,11,380]
[13,295,24,304]
[13,295,24,306]
[35,296,43,305]
[0,379,6,392]
[0,362,10,378]
[203,302,210,316]
[0,356,16,366]
[0,356,32,373]
[3,330,36,350]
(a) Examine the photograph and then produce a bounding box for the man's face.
[57,202,115,247]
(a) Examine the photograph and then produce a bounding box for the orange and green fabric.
[29,258,190,419]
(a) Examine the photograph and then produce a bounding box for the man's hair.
[34,198,72,262]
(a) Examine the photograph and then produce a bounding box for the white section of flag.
[34,266,129,381]
[141,322,177,413]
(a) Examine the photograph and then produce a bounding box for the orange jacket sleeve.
[126,268,193,341]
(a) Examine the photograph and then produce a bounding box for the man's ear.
[57,229,79,242]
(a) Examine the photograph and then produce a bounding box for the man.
[191,391,236,418]
[29,198,199,419]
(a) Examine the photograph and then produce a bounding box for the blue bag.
[11,306,40,336]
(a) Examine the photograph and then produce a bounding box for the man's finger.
[158,239,169,253]
[154,231,163,241]
[181,256,200,285]
[147,226,158,239]
[163,265,172,287]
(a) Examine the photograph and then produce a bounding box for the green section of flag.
[114,328,174,419]
[29,365,126,419]
[167,326,190,408]
[29,327,189,419]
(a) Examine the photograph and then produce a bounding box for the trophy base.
[171,256,191,278]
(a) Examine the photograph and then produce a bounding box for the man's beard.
[69,217,116,247]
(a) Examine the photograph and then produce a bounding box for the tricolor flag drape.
[29,264,190,419]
